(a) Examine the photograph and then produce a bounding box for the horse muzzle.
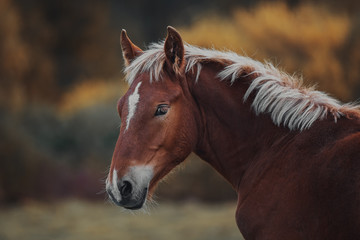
[106,165,153,210]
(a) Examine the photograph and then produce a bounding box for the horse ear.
[120,29,143,66]
[164,26,185,75]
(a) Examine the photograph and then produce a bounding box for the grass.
[0,200,244,240]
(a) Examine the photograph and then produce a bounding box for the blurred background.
[0,0,359,239]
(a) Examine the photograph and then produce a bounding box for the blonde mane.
[124,42,358,131]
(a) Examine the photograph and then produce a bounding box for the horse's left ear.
[164,26,185,75]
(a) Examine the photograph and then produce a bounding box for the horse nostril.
[119,181,132,198]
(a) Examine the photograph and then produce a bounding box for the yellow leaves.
[234,2,349,50]
[55,2,359,119]
[59,79,126,114]
[179,2,356,101]
[179,17,248,53]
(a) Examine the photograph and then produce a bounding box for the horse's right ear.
[120,29,143,66]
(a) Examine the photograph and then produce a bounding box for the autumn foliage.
[180,2,360,101]
[0,1,359,204]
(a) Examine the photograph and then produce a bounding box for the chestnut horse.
[106,26,360,239]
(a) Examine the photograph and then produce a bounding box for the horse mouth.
[107,186,148,210]
[122,188,148,210]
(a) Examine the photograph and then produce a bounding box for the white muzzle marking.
[106,165,154,205]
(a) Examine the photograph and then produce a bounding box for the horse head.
[106,27,200,209]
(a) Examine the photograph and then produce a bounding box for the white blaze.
[125,82,142,131]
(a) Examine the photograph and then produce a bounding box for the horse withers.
[105,26,360,239]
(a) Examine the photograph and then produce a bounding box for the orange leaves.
[179,2,358,101]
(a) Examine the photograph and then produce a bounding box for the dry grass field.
[0,200,244,240]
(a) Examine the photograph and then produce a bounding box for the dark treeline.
[1,0,358,107]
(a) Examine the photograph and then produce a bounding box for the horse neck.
[188,63,291,192]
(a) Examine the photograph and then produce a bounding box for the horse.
[105,26,360,239]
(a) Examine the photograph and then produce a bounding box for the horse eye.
[155,104,169,116]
